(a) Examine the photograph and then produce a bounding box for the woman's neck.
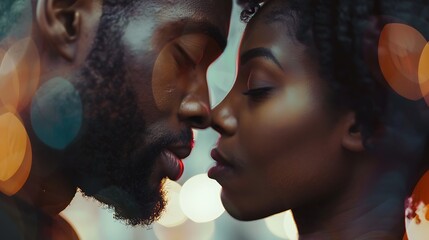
[293,168,409,240]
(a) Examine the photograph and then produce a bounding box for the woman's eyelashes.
[242,86,274,101]
[242,70,276,102]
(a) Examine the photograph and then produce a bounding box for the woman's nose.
[211,99,237,136]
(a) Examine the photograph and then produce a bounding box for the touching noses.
[211,98,237,136]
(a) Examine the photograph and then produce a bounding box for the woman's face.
[209,1,354,220]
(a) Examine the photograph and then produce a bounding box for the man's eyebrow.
[240,47,283,70]
[181,20,227,49]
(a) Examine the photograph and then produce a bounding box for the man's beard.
[64,11,177,225]
[67,67,167,226]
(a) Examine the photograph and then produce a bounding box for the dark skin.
[209,0,424,239]
[0,0,231,238]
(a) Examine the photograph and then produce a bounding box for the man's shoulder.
[0,197,79,240]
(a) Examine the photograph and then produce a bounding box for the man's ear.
[36,0,81,61]
[342,112,365,152]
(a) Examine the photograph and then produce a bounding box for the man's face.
[69,0,231,225]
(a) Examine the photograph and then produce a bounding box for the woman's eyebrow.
[239,47,283,70]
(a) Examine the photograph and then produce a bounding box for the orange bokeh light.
[0,38,40,196]
[405,170,429,240]
[0,131,32,196]
[410,171,429,215]
[15,38,40,111]
[0,48,20,112]
[0,112,28,181]
[419,43,429,106]
[0,38,40,113]
[0,112,32,196]
[378,23,427,100]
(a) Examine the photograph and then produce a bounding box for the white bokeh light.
[265,212,288,239]
[154,220,215,240]
[264,210,298,240]
[157,180,188,227]
[61,191,101,240]
[179,174,225,223]
[284,210,299,240]
[406,202,429,240]
[98,208,133,240]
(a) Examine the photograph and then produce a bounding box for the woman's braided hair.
[239,0,264,23]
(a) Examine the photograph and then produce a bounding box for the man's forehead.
[140,0,231,28]
[151,0,230,11]
[153,19,227,49]
[122,0,230,53]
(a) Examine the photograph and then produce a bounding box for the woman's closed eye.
[242,86,274,102]
[242,69,276,102]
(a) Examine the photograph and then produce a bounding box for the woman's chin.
[221,191,274,221]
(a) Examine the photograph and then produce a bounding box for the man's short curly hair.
[245,0,429,143]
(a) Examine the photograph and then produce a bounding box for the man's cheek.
[152,45,180,111]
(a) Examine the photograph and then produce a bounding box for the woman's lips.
[208,148,236,181]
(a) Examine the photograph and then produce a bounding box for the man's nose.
[178,94,211,129]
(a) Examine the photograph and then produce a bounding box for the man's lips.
[159,144,192,181]
[167,145,193,160]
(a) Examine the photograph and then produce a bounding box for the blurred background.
[2,0,428,239]
[61,2,300,240]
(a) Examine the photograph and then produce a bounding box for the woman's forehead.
[241,6,302,52]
